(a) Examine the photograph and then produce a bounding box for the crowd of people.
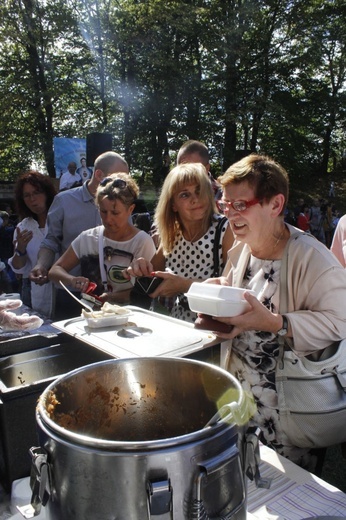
[286,196,341,248]
[1,144,346,476]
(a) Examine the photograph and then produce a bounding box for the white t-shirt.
[72,225,156,295]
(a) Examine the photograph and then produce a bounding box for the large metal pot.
[23,357,251,519]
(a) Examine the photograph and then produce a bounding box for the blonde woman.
[127,163,234,322]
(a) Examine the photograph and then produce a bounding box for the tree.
[0,0,344,187]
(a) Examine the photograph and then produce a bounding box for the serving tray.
[52,306,217,359]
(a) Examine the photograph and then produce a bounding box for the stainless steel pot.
[22,357,251,519]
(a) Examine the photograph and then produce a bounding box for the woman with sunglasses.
[8,171,57,317]
[127,163,234,321]
[204,154,346,471]
[48,173,156,304]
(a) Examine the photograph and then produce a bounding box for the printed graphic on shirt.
[80,248,133,294]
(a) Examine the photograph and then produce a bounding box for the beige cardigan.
[223,224,346,356]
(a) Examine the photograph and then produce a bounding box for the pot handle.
[16,447,51,519]
[147,478,173,519]
[191,444,245,520]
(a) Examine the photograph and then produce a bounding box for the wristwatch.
[14,248,27,257]
[277,315,289,336]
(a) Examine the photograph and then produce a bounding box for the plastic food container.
[84,311,131,329]
[0,293,21,300]
[185,283,255,317]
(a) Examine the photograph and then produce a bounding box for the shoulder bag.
[276,232,346,448]
[212,216,228,277]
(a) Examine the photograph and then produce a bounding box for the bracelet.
[15,248,27,257]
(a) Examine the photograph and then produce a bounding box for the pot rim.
[37,357,245,449]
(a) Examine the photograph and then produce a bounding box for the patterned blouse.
[230,256,314,469]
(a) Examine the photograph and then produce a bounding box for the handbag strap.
[278,231,304,364]
[98,226,108,292]
[279,231,302,314]
[212,217,228,277]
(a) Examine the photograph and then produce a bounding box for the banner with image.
[54,137,87,179]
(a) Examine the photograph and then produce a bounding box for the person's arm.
[48,245,88,291]
[148,246,199,298]
[330,216,346,267]
[30,195,65,284]
[40,195,64,255]
[127,244,165,278]
[9,227,32,271]
[30,247,56,285]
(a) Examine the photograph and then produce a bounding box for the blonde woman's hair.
[154,163,216,254]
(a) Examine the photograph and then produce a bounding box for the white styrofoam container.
[84,314,131,329]
[185,283,255,317]
[0,293,21,300]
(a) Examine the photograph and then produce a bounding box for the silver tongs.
[59,280,94,312]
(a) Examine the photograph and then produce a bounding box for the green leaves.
[0,0,345,184]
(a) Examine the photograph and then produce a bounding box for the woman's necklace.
[257,225,286,263]
[185,229,201,244]
[272,226,285,253]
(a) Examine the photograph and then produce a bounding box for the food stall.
[0,301,218,492]
[1,298,346,520]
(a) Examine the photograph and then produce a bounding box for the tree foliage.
[0,0,344,187]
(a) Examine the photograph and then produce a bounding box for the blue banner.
[53,137,87,178]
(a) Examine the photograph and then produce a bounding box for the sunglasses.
[100,177,128,188]
[100,177,137,200]
[217,198,261,213]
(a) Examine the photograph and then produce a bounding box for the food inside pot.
[41,359,243,442]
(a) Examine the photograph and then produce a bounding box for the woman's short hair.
[218,154,289,214]
[155,163,217,254]
[96,172,139,207]
[15,170,57,219]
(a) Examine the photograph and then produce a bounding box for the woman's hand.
[126,257,154,278]
[147,271,192,298]
[15,227,33,254]
[211,292,283,339]
[204,276,229,286]
[71,277,90,292]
